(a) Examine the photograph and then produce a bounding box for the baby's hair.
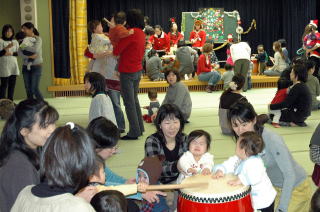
[88,20,101,33]
[15,31,26,41]
[90,190,127,212]
[277,78,291,90]
[202,43,213,53]
[257,44,264,51]
[311,188,320,212]
[147,49,157,58]
[187,130,211,150]
[224,63,234,71]
[148,89,157,100]
[114,11,126,25]
[238,131,264,157]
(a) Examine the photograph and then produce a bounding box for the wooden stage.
[48,75,279,97]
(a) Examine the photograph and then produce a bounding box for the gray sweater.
[162,82,192,120]
[176,46,196,75]
[221,71,234,90]
[18,36,43,66]
[0,150,40,212]
[306,73,320,109]
[146,56,162,80]
[89,93,117,126]
[261,128,307,212]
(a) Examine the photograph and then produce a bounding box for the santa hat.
[137,156,164,185]
[310,20,318,28]
[227,34,233,42]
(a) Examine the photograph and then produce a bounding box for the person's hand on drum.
[187,168,198,175]
[201,168,211,175]
[142,191,167,203]
[212,170,224,179]
[227,177,242,186]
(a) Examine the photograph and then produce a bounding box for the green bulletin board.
[181,9,237,43]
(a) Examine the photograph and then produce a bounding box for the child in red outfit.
[149,25,170,55]
[142,89,160,123]
[104,11,133,48]
[268,78,291,128]
[189,20,206,48]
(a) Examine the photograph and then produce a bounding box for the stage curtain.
[51,0,70,83]
[66,0,89,85]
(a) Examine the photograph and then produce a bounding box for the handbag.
[312,163,320,186]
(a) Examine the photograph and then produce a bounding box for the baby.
[142,89,160,123]
[15,31,36,70]
[88,20,112,55]
[213,131,276,211]
[177,130,214,183]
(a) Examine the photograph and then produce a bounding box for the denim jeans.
[107,89,125,131]
[120,71,144,137]
[198,71,221,86]
[22,65,43,100]
[0,75,17,100]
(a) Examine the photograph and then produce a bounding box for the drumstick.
[146,182,208,191]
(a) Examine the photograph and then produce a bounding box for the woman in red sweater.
[189,20,206,48]
[168,20,184,47]
[149,25,170,54]
[197,43,221,93]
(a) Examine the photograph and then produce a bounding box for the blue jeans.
[120,71,144,137]
[198,71,221,86]
[247,76,252,90]
[107,89,125,131]
[22,65,43,100]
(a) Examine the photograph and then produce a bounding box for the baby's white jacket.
[177,151,214,183]
[215,155,276,210]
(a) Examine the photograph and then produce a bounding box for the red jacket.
[113,28,145,73]
[168,31,184,46]
[190,30,206,47]
[109,25,130,48]
[197,54,211,75]
[271,88,288,104]
[149,32,170,52]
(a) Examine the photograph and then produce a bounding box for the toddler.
[177,130,214,183]
[15,31,35,70]
[221,63,234,90]
[88,155,106,186]
[136,156,168,212]
[268,78,291,128]
[255,45,268,75]
[104,11,134,48]
[91,190,127,212]
[88,20,112,55]
[143,89,160,123]
[213,131,276,212]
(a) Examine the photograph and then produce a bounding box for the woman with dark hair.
[168,20,184,47]
[219,74,247,135]
[87,117,165,211]
[113,9,145,140]
[160,68,192,122]
[145,103,188,210]
[0,24,19,100]
[228,101,311,212]
[11,123,97,211]
[19,22,43,100]
[149,25,170,54]
[83,72,117,125]
[270,64,312,126]
[0,99,59,212]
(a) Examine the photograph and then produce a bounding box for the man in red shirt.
[113,9,145,140]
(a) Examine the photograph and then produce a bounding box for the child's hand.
[75,186,98,202]
[201,168,211,175]
[187,168,197,175]
[128,29,134,35]
[142,191,167,203]
[125,178,136,184]
[212,170,224,179]
[4,42,13,50]
[227,178,242,186]
[137,182,148,193]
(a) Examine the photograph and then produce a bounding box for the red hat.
[310,20,318,28]
[227,34,233,42]
[170,18,176,23]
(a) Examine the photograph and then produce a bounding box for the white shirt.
[230,42,251,62]
[177,151,214,183]
[215,155,276,210]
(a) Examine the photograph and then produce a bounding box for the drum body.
[178,174,253,212]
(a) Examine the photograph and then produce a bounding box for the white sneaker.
[184,74,189,80]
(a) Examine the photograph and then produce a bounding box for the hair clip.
[66,122,75,130]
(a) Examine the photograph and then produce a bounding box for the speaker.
[20,0,38,28]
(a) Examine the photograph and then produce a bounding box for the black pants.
[0,75,17,100]
[309,56,320,81]
[259,201,274,212]
[127,199,139,212]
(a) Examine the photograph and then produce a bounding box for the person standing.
[230,39,251,91]
[19,22,43,100]
[113,9,145,140]
[0,24,19,100]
